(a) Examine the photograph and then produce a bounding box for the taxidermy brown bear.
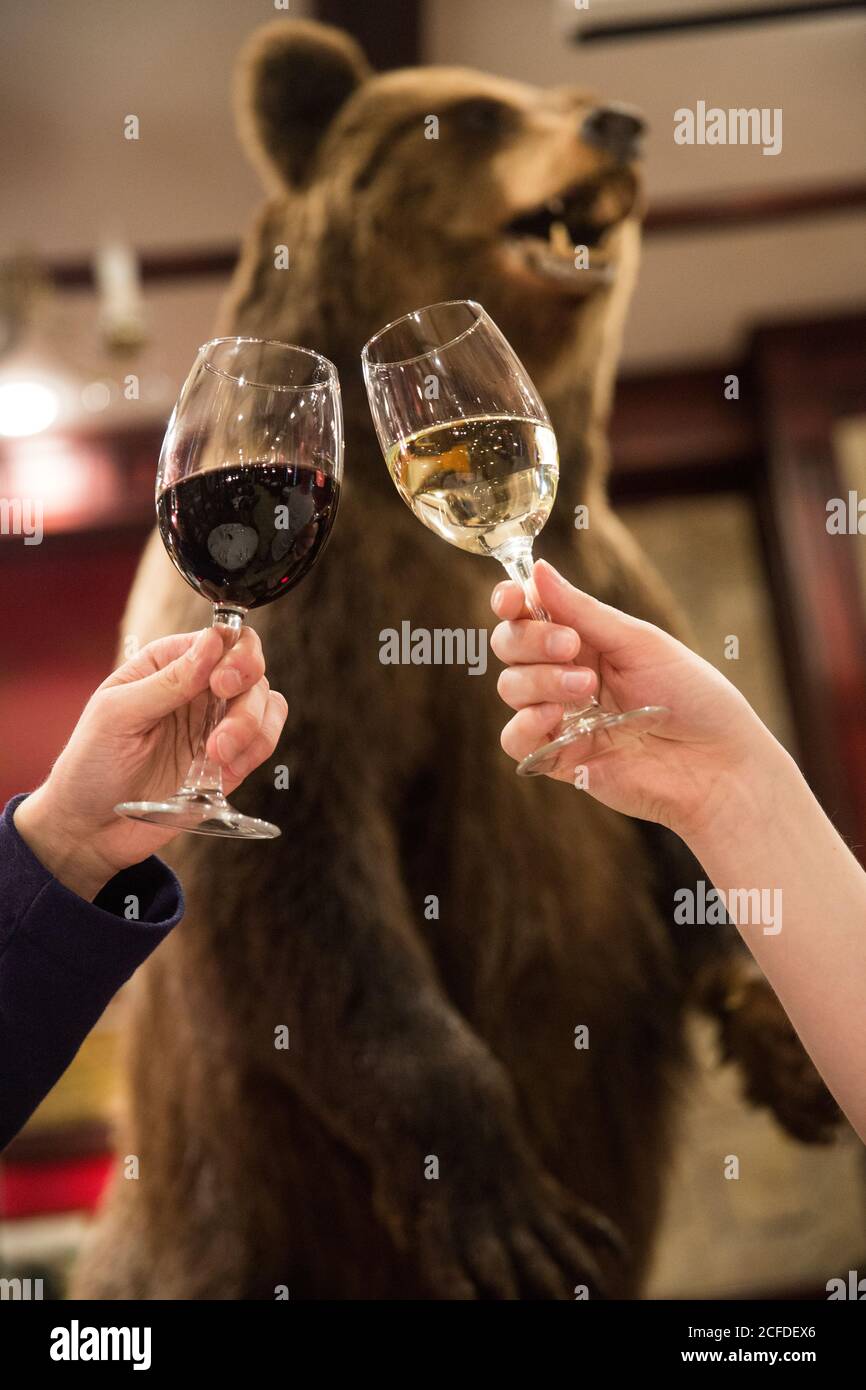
[74,20,838,1299]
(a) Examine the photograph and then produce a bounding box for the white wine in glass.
[363,300,666,777]
[386,415,558,557]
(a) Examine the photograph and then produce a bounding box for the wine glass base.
[516,705,669,778]
[114,793,281,840]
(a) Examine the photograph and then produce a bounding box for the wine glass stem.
[496,541,599,723]
[177,606,246,801]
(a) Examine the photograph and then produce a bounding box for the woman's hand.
[14,628,287,899]
[491,560,781,840]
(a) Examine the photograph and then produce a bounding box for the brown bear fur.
[73,20,838,1300]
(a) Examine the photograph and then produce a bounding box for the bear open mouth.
[501,178,634,293]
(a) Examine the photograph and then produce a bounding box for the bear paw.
[407,1167,623,1300]
[718,973,841,1144]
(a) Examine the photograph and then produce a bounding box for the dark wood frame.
[610,313,866,854]
[752,316,866,844]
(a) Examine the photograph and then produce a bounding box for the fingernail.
[547,630,577,659]
[491,583,507,614]
[562,669,592,694]
[216,731,238,765]
[188,629,210,660]
[536,559,564,586]
[220,668,243,696]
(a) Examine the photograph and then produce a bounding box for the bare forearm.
[685,737,866,1141]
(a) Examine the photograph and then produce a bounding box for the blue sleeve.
[0,794,184,1151]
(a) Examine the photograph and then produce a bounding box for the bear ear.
[235,19,372,189]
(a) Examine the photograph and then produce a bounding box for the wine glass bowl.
[364,301,557,565]
[115,337,343,838]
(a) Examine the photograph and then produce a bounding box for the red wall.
[0,529,150,805]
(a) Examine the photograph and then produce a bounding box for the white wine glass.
[361,300,666,777]
[115,337,343,836]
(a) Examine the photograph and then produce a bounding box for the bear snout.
[581,103,646,162]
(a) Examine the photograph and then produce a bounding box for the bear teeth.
[549,220,574,258]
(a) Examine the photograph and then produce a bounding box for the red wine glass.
[115,337,343,838]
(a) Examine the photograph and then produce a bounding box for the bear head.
[224,19,646,469]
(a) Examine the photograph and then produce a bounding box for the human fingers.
[103,628,222,726]
[102,631,214,687]
[498,664,597,712]
[219,690,288,786]
[499,703,564,764]
[209,624,266,700]
[491,618,581,666]
[209,676,271,769]
[533,561,657,658]
[491,580,527,621]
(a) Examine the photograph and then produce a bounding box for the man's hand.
[14,628,287,900]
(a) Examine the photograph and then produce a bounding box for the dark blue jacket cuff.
[0,793,183,968]
[0,793,184,1151]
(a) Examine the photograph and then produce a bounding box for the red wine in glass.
[156,461,339,609]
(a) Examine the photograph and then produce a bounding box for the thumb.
[533,560,656,658]
[112,628,222,726]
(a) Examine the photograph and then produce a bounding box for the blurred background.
[1,0,865,1298]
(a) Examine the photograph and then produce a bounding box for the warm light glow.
[0,380,60,437]
[8,442,90,516]
[5,438,119,531]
